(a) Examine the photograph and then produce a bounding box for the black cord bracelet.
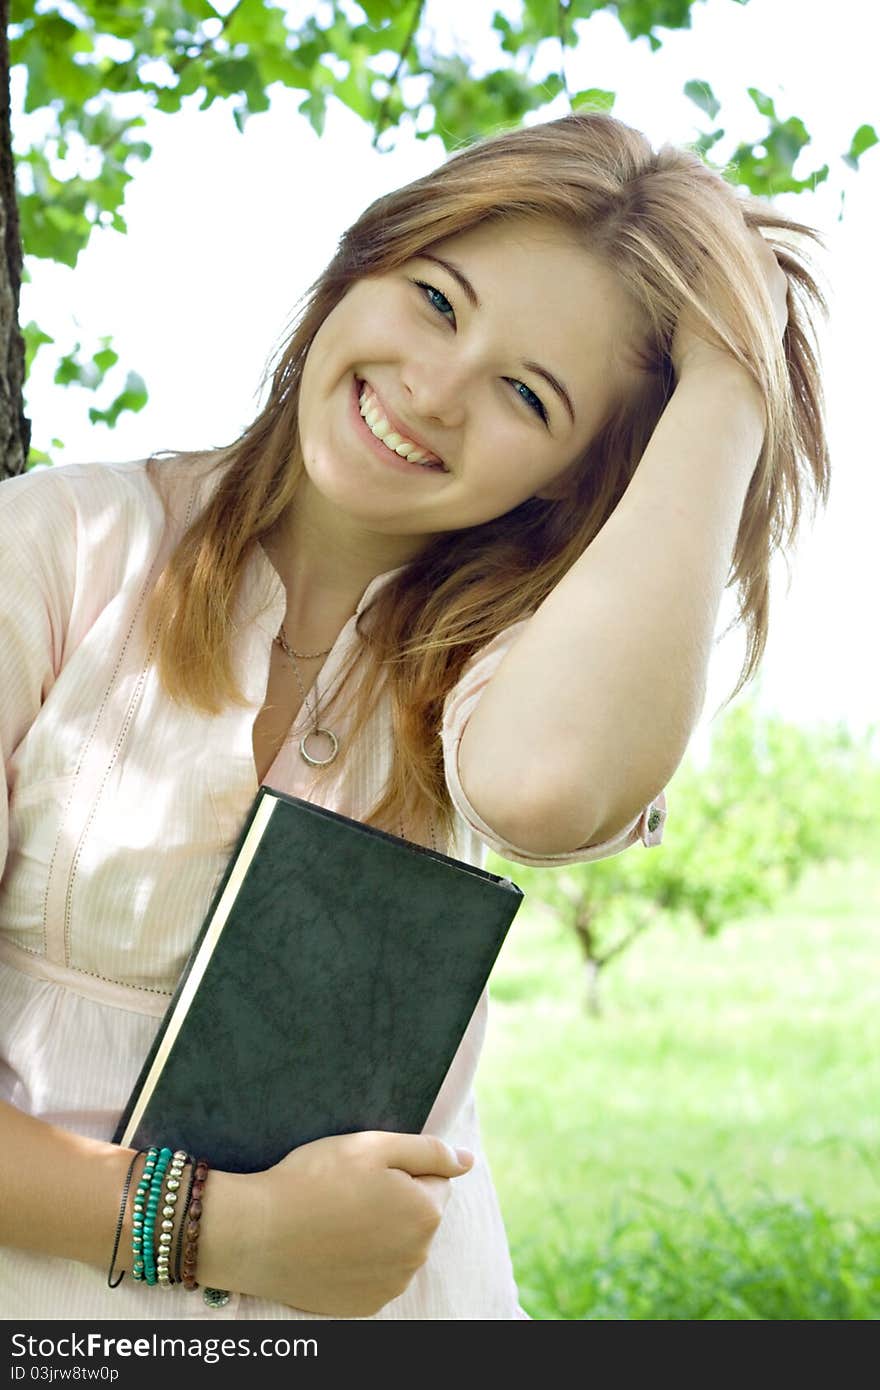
[107,1148,147,1289]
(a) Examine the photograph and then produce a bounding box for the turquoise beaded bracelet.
[130,1146,159,1283]
[142,1146,173,1286]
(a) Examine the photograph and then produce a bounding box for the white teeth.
[357,381,444,470]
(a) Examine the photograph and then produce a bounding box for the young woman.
[0,111,828,1320]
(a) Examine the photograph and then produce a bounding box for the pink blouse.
[0,455,666,1320]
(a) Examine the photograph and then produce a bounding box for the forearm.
[459,367,766,851]
[0,1098,141,1270]
[0,1097,251,1293]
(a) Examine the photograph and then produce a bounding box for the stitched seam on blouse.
[5,941,174,996]
[55,476,197,976]
[7,536,76,959]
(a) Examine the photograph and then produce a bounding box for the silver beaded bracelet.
[156,1149,189,1287]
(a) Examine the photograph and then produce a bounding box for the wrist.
[671,362,766,466]
[195,1167,262,1295]
[114,1148,148,1281]
[675,355,764,415]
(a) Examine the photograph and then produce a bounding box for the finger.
[411,1173,453,1212]
[373,1131,474,1178]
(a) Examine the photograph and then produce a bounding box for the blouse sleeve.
[0,467,77,882]
[441,619,668,868]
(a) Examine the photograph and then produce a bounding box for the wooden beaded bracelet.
[181,1157,210,1291]
[173,1159,197,1285]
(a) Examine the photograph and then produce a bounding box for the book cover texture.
[114,789,523,1171]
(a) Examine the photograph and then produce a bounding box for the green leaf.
[492,11,528,56]
[331,47,377,122]
[359,0,417,22]
[571,88,615,113]
[600,0,696,42]
[209,56,261,98]
[843,123,878,171]
[684,79,720,121]
[20,193,91,266]
[224,0,291,48]
[23,320,54,376]
[298,89,327,138]
[54,344,87,388]
[93,347,119,373]
[748,87,777,120]
[690,127,726,162]
[88,370,149,428]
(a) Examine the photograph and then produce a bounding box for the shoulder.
[0,458,162,535]
[0,455,219,561]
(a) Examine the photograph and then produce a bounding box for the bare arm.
[457,365,765,854]
[0,1098,471,1316]
[458,230,790,857]
[0,1098,141,1269]
[0,1098,253,1286]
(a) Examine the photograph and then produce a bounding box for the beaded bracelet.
[107,1148,147,1288]
[173,1159,197,1285]
[130,1146,159,1283]
[142,1146,173,1286]
[181,1157,210,1291]
[157,1150,189,1287]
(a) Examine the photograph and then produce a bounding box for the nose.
[400,356,469,429]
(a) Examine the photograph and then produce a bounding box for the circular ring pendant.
[300,727,339,767]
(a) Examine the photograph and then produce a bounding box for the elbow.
[501,759,675,856]
[459,771,606,858]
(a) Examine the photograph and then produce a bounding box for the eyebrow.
[417,253,577,427]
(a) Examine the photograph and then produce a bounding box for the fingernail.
[455,1147,474,1167]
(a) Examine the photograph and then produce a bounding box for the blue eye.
[411,278,549,427]
[414,280,455,323]
[506,379,548,424]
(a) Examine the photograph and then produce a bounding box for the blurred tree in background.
[2,0,878,474]
[497,699,880,1015]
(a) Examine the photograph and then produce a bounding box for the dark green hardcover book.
[113,786,523,1172]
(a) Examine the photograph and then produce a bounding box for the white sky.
[14,0,880,740]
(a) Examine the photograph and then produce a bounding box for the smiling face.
[295,217,646,545]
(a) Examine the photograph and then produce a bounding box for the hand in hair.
[670,228,790,384]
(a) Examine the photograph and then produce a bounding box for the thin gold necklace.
[274,624,338,768]
[273,624,438,851]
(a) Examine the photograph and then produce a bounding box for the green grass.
[475,853,880,1318]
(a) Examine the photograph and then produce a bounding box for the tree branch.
[596,904,662,969]
[557,0,572,109]
[372,0,425,149]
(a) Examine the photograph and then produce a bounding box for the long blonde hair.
[143,112,830,845]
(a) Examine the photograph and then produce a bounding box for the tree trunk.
[0,0,30,481]
[584,955,602,1019]
[572,903,604,1017]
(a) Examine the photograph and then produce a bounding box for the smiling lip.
[354,377,447,471]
